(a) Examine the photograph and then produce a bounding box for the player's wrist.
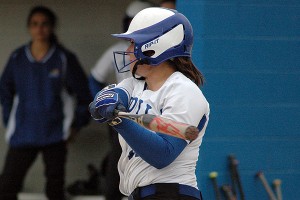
[111,118,131,129]
[108,117,122,126]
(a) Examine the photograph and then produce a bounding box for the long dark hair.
[169,57,204,87]
[27,6,58,44]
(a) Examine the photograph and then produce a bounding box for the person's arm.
[65,52,92,130]
[0,55,16,127]
[113,119,187,169]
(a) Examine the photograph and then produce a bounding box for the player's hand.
[89,101,109,123]
[89,84,117,123]
[94,89,126,120]
[89,85,126,123]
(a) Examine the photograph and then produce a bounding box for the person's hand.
[89,85,126,123]
[89,101,110,123]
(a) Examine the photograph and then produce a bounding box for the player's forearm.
[113,119,187,169]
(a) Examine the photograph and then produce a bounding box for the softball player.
[89,7,209,200]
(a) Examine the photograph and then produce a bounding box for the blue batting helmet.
[112,7,193,73]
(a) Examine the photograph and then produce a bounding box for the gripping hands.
[89,84,126,124]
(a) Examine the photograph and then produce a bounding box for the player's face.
[28,13,53,42]
[127,41,136,70]
[127,41,152,77]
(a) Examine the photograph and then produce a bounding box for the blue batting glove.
[94,90,120,120]
[89,84,126,123]
[89,102,109,123]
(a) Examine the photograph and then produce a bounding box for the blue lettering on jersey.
[145,104,152,114]
[128,97,138,112]
[129,97,152,115]
[128,149,139,160]
[136,99,143,114]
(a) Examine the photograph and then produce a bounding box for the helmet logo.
[143,38,159,50]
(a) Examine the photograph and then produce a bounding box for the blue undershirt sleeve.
[113,119,187,169]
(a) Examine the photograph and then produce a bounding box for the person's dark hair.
[27,6,58,44]
[160,0,176,5]
[169,57,204,87]
[122,16,132,33]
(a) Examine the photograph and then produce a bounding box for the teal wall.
[177,1,300,199]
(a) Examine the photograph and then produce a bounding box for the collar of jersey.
[25,43,57,64]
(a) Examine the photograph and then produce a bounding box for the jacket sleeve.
[64,52,92,130]
[0,54,16,127]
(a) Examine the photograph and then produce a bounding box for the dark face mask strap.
[132,59,149,80]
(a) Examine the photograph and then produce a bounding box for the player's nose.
[126,42,134,52]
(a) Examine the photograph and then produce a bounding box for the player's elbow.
[153,163,170,169]
[149,158,175,169]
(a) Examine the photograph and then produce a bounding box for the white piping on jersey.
[61,89,75,140]
[5,96,19,142]
[59,52,75,140]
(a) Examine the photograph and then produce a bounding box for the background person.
[88,1,153,199]
[0,6,91,200]
[160,0,176,9]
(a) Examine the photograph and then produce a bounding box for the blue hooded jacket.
[0,44,92,147]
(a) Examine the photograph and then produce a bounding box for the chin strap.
[132,59,150,80]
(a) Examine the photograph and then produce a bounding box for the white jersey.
[91,41,131,84]
[116,71,210,196]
